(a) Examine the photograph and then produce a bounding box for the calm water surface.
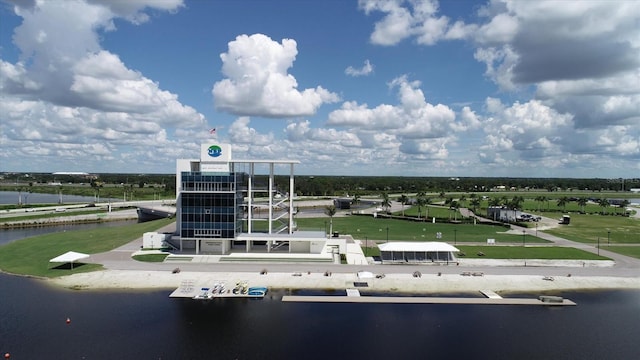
[0,272,638,359]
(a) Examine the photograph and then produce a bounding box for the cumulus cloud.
[358,0,476,46]
[328,76,466,142]
[345,59,374,77]
[360,0,640,170]
[0,0,205,172]
[470,0,640,132]
[212,34,340,118]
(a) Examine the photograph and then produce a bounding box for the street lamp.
[365,236,368,257]
[522,229,526,247]
[597,237,600,256]
[535,223,538,237]
[607,230,611,245]
[454,228,457,245]
[386,227,389,243]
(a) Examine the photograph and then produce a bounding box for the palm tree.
[469,197,481,215]
[556,196,569,212]
[381,192,391,213]
[598,198,609,215]
[449,200,459,221]
[398,194,408,216]
[324,205,336,235]
[577,197,588,213]
[416,196,426,220]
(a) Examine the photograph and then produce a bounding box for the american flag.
[209,128,216,135]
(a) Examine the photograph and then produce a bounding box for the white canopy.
[49,251,90,269]
[377,241,459,253]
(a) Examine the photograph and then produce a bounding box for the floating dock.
[169,280,267,299]
[282,290,575,306]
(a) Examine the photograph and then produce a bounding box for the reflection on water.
[1,272,639,359]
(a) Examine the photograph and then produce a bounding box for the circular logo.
[207,145,222,157]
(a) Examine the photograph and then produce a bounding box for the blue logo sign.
[207,145,222,157]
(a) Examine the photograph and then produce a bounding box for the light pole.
[454,228,457,245]
[535,222,538,237]
[365,236,368,257]
[597,237,600,256]
[386,227,389,243]
[607,230,611,245]
[522,229,526,247]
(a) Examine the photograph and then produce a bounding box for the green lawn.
[543,213,639,244]
[455,245,609,260]
[600,246,640,259]
[132,253,169,262]
[0,218,174,278]
[296,216,548,243]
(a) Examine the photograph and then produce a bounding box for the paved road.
[88,216,640,279]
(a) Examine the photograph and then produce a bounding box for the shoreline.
[48,269,640,294]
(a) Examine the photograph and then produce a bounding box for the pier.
[282,290,576,306]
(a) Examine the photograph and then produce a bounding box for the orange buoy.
[66,317,71,324]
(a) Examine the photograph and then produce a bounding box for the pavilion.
[378,242,459,264]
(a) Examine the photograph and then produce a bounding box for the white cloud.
[358,0,475,46]
[0,0,207,172]
[212,34,340,118]
[328,76,462,142]
[345,59,374,77]
[228,117,275,146]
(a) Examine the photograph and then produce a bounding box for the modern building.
[172,143,331,257]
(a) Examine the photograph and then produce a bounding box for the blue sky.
[1,0,639,178]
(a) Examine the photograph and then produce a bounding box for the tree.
[598,198,609,215]
[324,205,336,235]
[416,196,426,220]
[398,194,408,216]
[577,197,588,213]
[556,196,569,212]
[469,197,481,215]
[381,192,391,213]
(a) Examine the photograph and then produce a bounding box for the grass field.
[542,213,639,244]
[296,216,548,244]
[455,245,609,260]
[0,218,173,277]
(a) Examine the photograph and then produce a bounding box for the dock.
[282,290,576,306]
[169,280,267,299]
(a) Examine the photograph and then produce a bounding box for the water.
[0,220,138,246]
[0,272,638,359]
[0,191,121,205]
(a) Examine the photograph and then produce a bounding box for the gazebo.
[378,242,459,264]
[49,251,90,269]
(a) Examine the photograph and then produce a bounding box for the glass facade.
[179,172,245,239]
